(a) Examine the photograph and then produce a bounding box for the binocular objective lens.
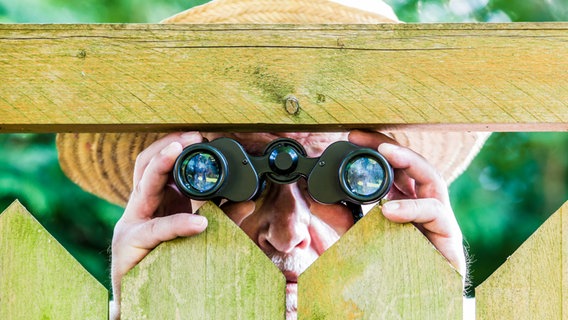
[182,152,221,193]
[344,156,385,197]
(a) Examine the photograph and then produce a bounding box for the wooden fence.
[0,23,567,319]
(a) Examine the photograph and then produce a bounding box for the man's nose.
[258,183,311,254]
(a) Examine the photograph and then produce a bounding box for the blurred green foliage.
[0,134,121,289]
[0,0,567,296]
[388,0,568,22]
[452,133,567,294]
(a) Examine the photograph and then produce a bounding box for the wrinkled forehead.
[202,132,348,157]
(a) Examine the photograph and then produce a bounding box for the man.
[56,1,488,318]
[112,131,470,318]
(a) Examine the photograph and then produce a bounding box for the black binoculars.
[173,137,393,206]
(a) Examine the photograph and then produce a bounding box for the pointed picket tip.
[121,201,286,319]
[298,205,463,319]
[476,200,567,319]
[0,200,108,319]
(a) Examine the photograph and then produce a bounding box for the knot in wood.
[284,95,300,116]
[76,49,87,59]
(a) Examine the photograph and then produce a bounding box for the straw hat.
[56,0,489,207]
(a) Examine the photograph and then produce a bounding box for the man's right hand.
[110,132,208,318]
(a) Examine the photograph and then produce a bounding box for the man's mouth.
[283,272,299,318]
[283,270,298,283]
[283,271,298,293]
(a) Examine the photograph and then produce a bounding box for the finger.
[378,143,448,203]
[132,213,208,250]
[125,141,183,220]
[133,132,203,185]
[381,198,466,274]
[348,130,399,150]
[110,212,208,295]
[382,199,456,237]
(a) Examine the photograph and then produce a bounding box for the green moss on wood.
[0,200,108,320]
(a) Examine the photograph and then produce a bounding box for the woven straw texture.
[163,0,397,24]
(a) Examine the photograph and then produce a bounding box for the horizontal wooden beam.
[0,23,567,132]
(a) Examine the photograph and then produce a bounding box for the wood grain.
[0,200,108,320]
[298,205,463,319]
[121,201,286,319]
[0,23,567,132]
[476,200,567,319]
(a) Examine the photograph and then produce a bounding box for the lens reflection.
[182,152,220,193]
[345,156,385,197]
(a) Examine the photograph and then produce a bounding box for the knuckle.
[132,150,152,183]
[408,199,421,213]
[429,198,446,212]
[113,218,126,234]
[134,148,151,168]
[133,181,144,197]
[111,221,127,248]
[148,218,159,237]
[149,217,171,243]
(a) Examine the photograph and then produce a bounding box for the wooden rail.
[0,23,567,132]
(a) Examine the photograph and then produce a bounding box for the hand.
[348,130,466,277]
[110,132,208,317]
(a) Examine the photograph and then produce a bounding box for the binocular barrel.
[173,137,393,205]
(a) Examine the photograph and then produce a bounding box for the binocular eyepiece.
[173,137,393,206]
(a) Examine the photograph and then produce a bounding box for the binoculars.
[173,137,393,206]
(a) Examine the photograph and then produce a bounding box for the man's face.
[202,132,355,319]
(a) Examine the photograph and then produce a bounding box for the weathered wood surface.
[1,23,567,133]
[121,201,286,319]
[298,205,463,319]
[476,200,567,319]
[0,200,108,319]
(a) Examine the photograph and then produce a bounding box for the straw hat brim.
[56,0,489,207]
[161,0,399,24]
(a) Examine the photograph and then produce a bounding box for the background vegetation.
[0,0,566,296]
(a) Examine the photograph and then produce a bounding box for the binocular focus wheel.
[265,139,306,183]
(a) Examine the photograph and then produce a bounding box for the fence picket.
[476,200,567,319]
[121,201,286,319]
[0,200,108,319]
[298,205,463,319]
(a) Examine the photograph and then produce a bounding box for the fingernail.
[379,143,399,152]
[181,132,201,143]
[383,201,400,212]
[181,131,197,138]
[190,214,208,228]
